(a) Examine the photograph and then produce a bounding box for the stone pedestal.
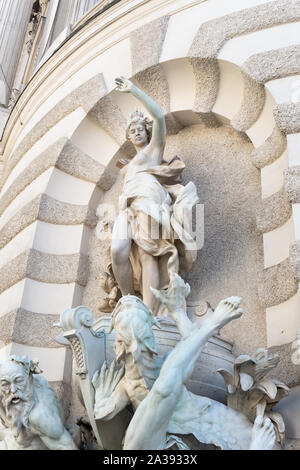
[0,0,33,106]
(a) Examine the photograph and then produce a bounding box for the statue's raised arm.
[115,76,166,157]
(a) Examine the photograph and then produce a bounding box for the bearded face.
[0,361,34,437]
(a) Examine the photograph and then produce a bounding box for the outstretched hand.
[115,76,134,93]
[92,360,124,404]
[151,273,190,314]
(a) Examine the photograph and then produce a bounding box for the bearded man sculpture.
[0,355,77,450]
[111,77,198,313]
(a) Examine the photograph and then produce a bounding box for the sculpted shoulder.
[29,375,65,440]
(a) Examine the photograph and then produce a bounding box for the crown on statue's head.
[127,109,145,125]
[126,108,152,141]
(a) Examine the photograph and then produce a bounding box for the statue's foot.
[249,416,276,450]
[212,296,243,330]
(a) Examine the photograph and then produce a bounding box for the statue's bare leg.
[138,248,160,311]
[249,416,276,450]
[124,297,243,450]
[111,212,135,295]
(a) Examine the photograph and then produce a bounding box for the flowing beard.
[3,395,32,438]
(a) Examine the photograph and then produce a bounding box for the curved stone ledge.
[190,58,220,113]
[38,194,97,228]
[165,112,183,135]
[258,257,298,308]
[0,74,106,191]
[0,192,97,253]
[243,45,300,83]
[0,310,15,346]
[135,64,170,115]
[0,309,61,348]
[189,0,300,58]
[251,125,286,168]
[56,140,106,184]
[0,251,28,295]
[274,102,300,134]
[131,16,169,75]
[27,249,88,287]
[256,187,292,233]
[284,165,300,203]
[0,195,41,250]
[89,94,127,146]
[198,112,222,128]
[0,249,89,295]
[0,139,66,216]
[231,73,265,132]
[290,241,300,282]
[0,137,107,217]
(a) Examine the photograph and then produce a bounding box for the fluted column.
[0,0,33,106]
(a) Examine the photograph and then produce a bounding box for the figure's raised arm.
[115,76,166,149]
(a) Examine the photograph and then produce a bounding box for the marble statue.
[92,273,277,450]
[0,355,77,450]
[111,77,199,313]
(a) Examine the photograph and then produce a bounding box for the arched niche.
[67,57,289,355]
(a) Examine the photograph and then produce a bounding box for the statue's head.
[0,355,42,435]
[109,295,159,362]
[126,109,152,147]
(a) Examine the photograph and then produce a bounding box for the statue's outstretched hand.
[92,360,124,404]
[115,76,134,93]
[151,273,190,314]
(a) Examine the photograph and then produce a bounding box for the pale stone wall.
[0,0,299,416]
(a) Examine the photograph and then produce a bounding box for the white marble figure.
[0,355,77,450]
[93,273,277,450]
[111,77,198,313]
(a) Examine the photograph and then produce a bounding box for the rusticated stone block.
[290,241,300,281]
[0,248,89,295]
[274,102,300,134]
[251,126,286,168]
[258,258,298,308]
[0,74,106,191]
[130,16,169,74]
[284,166,300,203]
[134,65,170,115]
[39,194,97,228]
[190,58,220,113]
[243,45,300,83]
[57,140,106,183]
[231,74,265,132]
[190,0,300,59]
[0,195,41,249]
[256,187,291,233]
[89,94,127,145]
